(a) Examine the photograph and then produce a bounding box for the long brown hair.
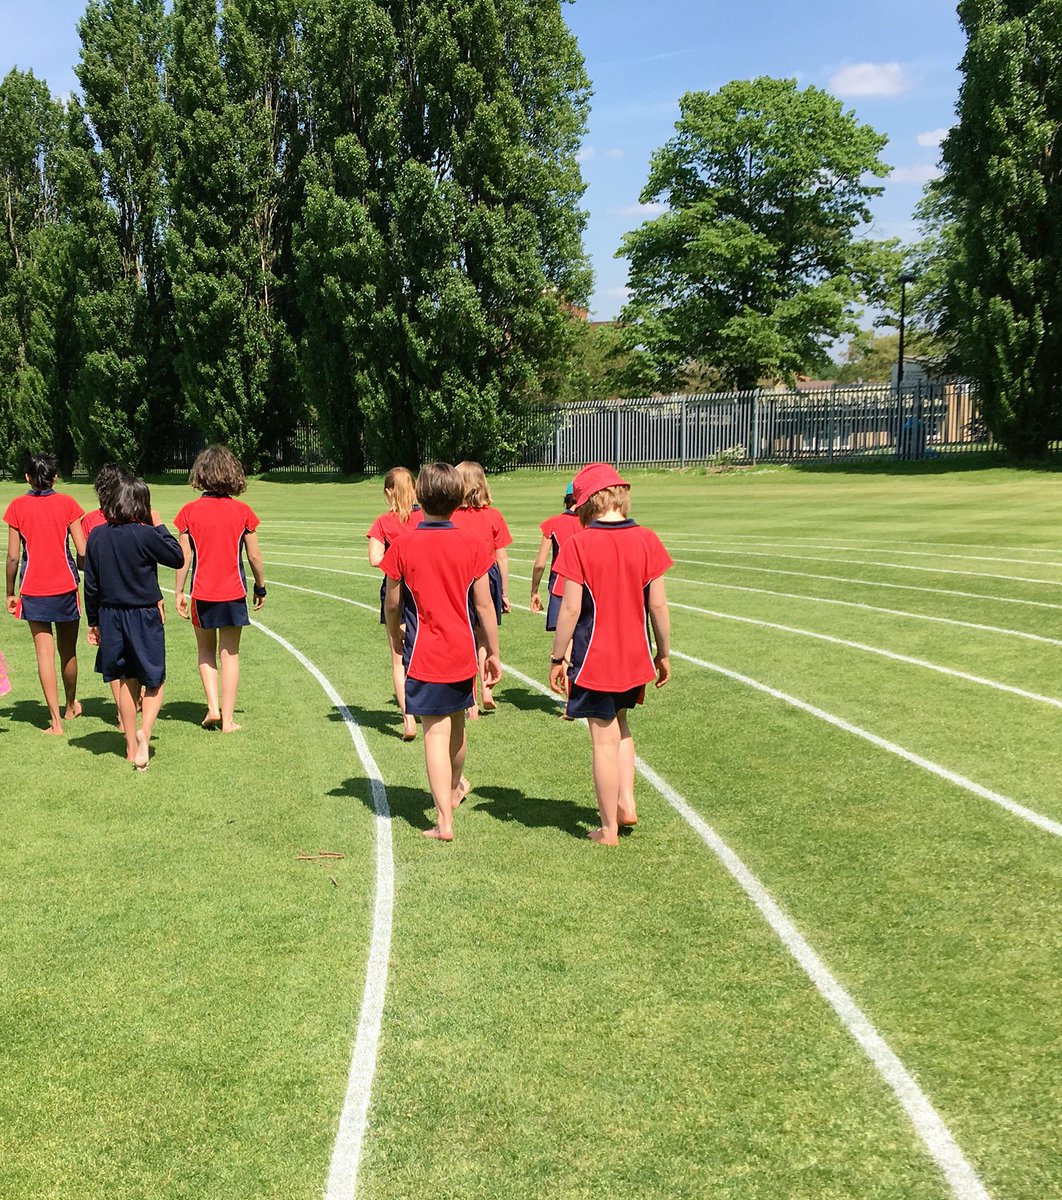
[384,466,416,522]
[455,460,491,509]
[189,445,247,496]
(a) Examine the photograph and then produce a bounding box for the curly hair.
[189,446,247,496]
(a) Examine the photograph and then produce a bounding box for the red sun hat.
[571,462,630,509]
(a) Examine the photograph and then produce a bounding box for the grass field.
[2,463,1060,1200]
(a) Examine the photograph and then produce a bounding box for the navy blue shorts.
[96,606,166,688]
[488,562,503,625]
[566,682,645,721]
[378,578,387,625]
[191,597,249,629]
[19,591,80,624]
[546,590,562,632]
[405,676,475,717]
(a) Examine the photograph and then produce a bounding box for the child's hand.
[5,596,17,616]
[654,654,671,688]
[483,653,503,688]
[157,599,166,624]
[530,593,542,614]
[87,626,100,646]
[175,592,190,620]
[548,660,567,695]
[150,509,162,525]
[501,593,511,614]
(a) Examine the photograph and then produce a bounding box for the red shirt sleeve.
[643,530,673,581]
[242,503,260,532]
[491,509,512,550]
[174,503,191,533]
[3,499,19,528]
[538,517,553,538]
[380,540,402,582]
[553,538,584,587]
[64,495,85,523]
[367,515,388,542]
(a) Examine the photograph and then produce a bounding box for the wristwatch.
[550,655,566,665]
[253,585,267,598]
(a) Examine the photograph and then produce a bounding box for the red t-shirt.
[174,495,260,601]
[3,490,84,596]
[366,510,416,569]
[81,509,107,540]
[451,505,512,559]
[540,510,581,596]
[553,520,673,692]
[380,521,494,683]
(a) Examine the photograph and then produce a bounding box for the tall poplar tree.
[296,0,590,469]
[938,0,1062,459]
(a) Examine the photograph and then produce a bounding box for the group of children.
[6,449,672,844]
[368,460,672,845]
[3,446,264,767]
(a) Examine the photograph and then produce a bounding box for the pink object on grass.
[0,650,10,697]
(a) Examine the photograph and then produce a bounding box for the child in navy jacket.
[84,475,184,770]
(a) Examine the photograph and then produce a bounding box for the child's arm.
[529,536,551,612]
[6,526,20,615]
[174,532,192,619]
[368,536,386,568]
[69,518,87,561]
[243,531,266,609]
[83,540,100,632]
[548,578,582,694]
[495,547,510,613]
[472,574,502,686]
[647,576,671,687]
[383,576,404,655]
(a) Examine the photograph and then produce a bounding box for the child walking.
[3,452,86,734]
[174,446,266,732]
[84,475,184,769]
[549,464,672,846]
[530,480,579,631]
[382,462,501,841]
[452,461,511,714]
[367,466,418,741]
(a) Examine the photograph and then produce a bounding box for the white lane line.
[249,618,395,1200]
[655,534,1062,556]
[671,649,1062,840]
[501,662,992,1200]
[270,579,378,613]
[662,538,1062,570]
[672,548,1062,588]
[507,562,1062,646]
[270,560,382,582]
[671,602,1062,708]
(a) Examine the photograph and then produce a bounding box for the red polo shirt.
[174,495,260,601]
[3,490,84,596]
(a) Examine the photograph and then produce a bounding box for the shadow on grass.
[325,703,410,741]
[787,451,1062,477]
[67,729,124,757]
[4,699,50,729]
[492,683,562,718]
[330,777,433,831]
[473,784,592,839]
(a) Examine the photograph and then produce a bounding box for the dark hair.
[563,491,576,510]
[23,452,58,491]
[189,445,247,496]
[104,475,152,526]
[416,462,465,517]
[93,463,124,507]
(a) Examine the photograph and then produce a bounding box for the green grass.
[2,464,1060,1198]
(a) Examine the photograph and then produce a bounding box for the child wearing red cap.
[530,480,580,631]
[549,463,672,846]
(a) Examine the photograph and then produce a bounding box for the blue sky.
[0,0,966,320]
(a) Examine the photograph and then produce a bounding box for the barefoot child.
[452,461,511,714]
[3,452,86,734]
[174,446,266,732]
[367,466,418,741]
[84,475,184,769]
[530,480,579,631]
[382,462,501,841]
[549,464,672,846]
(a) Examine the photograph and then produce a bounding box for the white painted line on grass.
[249,618,393,1200]
[672,548,1062,588]
[270,560,382,582]
[672,649,1062,840]
[269,579,379,613]
[657,533,1062,556]
[671,602,1062,708]
[501,662,993,1200]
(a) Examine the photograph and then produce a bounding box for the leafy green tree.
[618,77,896,390]
[296,0,591,469]
[168,0,306,470]
[0,69,64,472]
[937,0,1062,459]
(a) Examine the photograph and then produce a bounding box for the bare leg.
[117,680,139,762]
[28,622,63,734]
[477,632,496,710]
[109,679,125,731]
[390,630,416,740]
[193,625,220,726]
[587,716,622,845]
[218,626,243,732]
[616,711,637,826]
[55,620,81,719]
[421,713,459,840]
[136,684,162,769]
[448,711,469,808]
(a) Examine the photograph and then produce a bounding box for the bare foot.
[42,724,64,736]
[221,722,242,734]
[422,826,453,842]
[618,810,638,827]
[586,828,619,847]
[402,716,417,742]
[134,731,150,771]
[201,712,221,729]
[481,694,497,712]
[64,700,82,720]
[466,704,479,722]
[452,777,471,808]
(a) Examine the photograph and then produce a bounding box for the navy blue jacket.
[84,523,184,625]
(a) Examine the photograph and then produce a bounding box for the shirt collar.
[589,518,636,529]
[28,488,56,496]
[417,519,455,530]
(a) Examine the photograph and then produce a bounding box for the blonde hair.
[384,466,416,522]
[416,462,464,517]
[578,485,631,526]
[455,460,492,509]
[189,445,247,496]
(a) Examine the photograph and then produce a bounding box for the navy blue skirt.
[96,606,166,688]
[566,682,646,721]
[405,676,475,717]
[19,591,80,624]
[545,590,562,632]
[191,597,249,629]
[471,562,503,629]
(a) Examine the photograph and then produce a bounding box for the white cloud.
[605,147,625,159]
[890,164,943,185]
[917,127,949,148]
[829,62,910,98]
[575,146,595,163]
[615,202,668,218]
[606,286,633,300]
